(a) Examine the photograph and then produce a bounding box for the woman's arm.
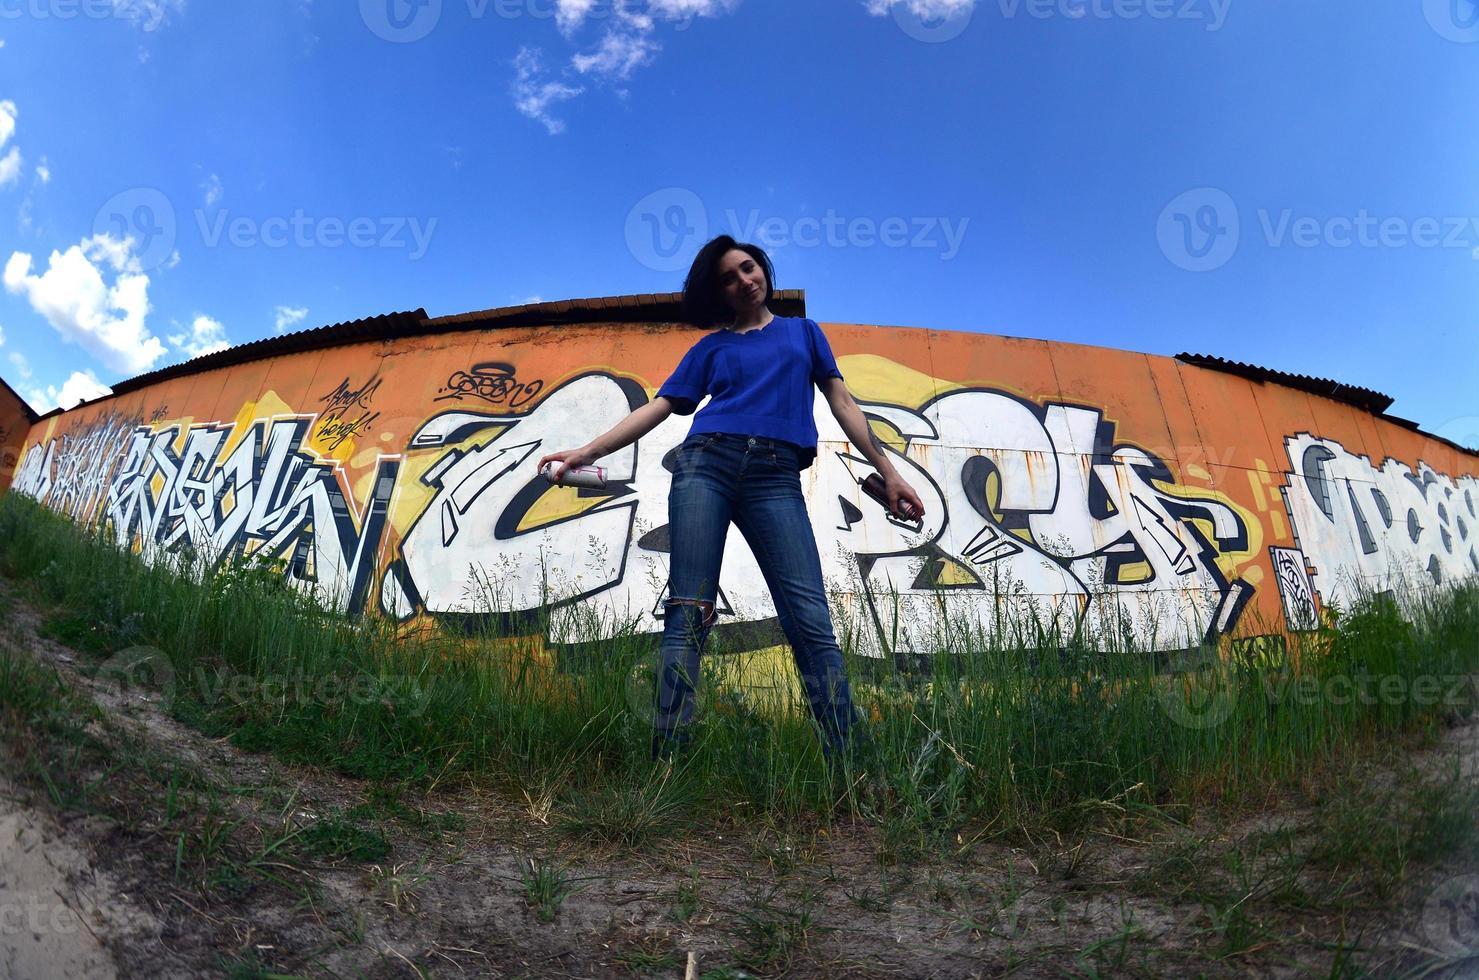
[818,376,926,519]
[537,396,675,479]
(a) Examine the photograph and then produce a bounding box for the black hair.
[680,235,776,328]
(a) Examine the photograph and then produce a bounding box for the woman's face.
[715,248,768,314]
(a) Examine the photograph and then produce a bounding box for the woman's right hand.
[537,446,596,481]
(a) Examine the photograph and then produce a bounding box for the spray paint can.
[541,461,608,489]
[861,473,920,523]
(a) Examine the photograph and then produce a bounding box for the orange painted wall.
[0,380,34,493]
[10,318,1477,655]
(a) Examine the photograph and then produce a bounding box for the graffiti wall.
[8,317,1477,657]
[0,379,32,492]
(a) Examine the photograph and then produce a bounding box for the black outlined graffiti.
[434,362,545,410]
[382,373,646,635]
[29,375,1476,657]
[18,414,398,616]
[1269,546,1319,631]
[12,411,142,524]
[1282,432,1478,613]
[316,375,383,452]
[383,375,1260,655]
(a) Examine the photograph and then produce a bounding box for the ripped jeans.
[653,432,856,759]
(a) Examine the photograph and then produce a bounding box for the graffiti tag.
[434,362,544,410]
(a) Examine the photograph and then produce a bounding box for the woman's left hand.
[884,472,926,522]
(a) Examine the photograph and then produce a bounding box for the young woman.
[538,236,926,760]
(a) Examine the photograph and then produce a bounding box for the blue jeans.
[652,432,856,759]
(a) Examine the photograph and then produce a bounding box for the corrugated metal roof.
[21,297,1470,459]
[425,288,807,329]
[91,289,808,406]
[1175,352,1395,414]
[107,308,432,399]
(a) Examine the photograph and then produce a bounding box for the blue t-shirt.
[657,315,843,469]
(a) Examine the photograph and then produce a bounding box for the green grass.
[520,855,577,923]
[730,884,825,975]
[1,489,1476,854]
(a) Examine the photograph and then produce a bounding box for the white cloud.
[168,313,230,358]
[0,324,5,346]
[863,0,974,16]
[648,0,741,18]
[555,0,598,34]
[34,156,49,184]
[274,305,309,333]
[513,1,740,133]
[8,350,30,378]
[3,234,167,374]
[201,172,222,207]
[572,31,660,81]
[0,100,20,189]
[0,148,21,187]
[511,48,584,135]
[54,370,111,409]
[26,370,112,413]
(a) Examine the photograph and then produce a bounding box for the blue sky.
[0,0,1475,447]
